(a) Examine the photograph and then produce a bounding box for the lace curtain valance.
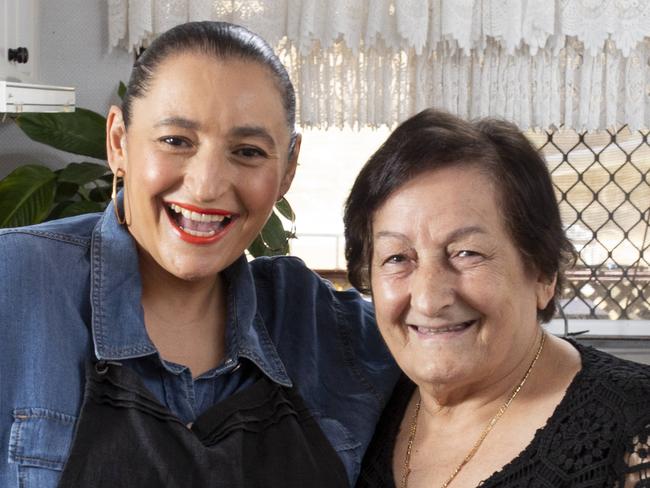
[107,0,650,130]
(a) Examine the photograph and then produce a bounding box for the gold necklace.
[401,332,546,488]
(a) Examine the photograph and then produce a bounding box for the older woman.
[345,109,650,488]
[0,22,397,488]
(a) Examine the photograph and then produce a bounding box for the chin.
[405,357,474,389]
[162,257,222,282]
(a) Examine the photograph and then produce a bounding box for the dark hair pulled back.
[122,21,297,153]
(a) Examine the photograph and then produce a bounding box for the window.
[533,128,650,326]
[286,127,389,270]
[286,126,650,331]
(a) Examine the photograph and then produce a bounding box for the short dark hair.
[343,109,576,322]
[122,21,297,154]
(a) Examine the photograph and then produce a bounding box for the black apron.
[56,360,349,487]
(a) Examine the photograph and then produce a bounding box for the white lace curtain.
[107,0,650,131]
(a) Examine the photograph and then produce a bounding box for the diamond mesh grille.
[528,128,650,320]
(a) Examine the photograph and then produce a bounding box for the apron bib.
[56,360,349,487]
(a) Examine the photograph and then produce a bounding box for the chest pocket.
[8,408,77,488]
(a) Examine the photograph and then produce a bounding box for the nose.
[409,259,455,317]
[185,148,231,203]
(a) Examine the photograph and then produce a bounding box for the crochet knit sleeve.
[619,413,650,486]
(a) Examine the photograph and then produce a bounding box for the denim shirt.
[0,204,399,488]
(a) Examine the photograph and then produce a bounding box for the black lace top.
[356,341,650,488]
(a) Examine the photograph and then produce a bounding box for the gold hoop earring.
[111,169,126,225]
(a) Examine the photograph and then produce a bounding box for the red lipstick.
[164,201,237,245]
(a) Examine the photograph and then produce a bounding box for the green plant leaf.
[247,235,268,258]
[117,81,127,101]
[54,181,79,202]
[46,200,74,220]
[89,185,112,203]
[48,200,105,220]
[0,165,56,227]
[58,162,110,185]
[15,108,107,160]
[259,212,290,256]
[275,197,294,221]
[247,213,292,257]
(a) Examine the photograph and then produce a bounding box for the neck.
[137,249,228,377]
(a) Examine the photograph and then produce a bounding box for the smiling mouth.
[165,202,235,241]
[409,320,477,336]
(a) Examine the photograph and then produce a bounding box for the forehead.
[130,53,288,132]
[373,165,505,238]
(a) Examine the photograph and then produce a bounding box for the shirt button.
[225,358,241,372]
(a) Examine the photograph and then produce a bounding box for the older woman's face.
[370,165,554,391]
[107,53,297,282]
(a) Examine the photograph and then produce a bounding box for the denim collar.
[89,199,291,387]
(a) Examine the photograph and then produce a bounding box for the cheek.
[458,268,538,328]
[128,152,180,200]
[141,156,179,193]
[371,273,409,324]
[238,169,284,212]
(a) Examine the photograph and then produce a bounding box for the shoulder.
[576,341,650,392]
[249,255,376,337]
[250,254,398,397]
[0,213,98,260]
[250,255,330,289]
[532,342,650,482]
[0,214,97,335]
[571,341,650,426]
[0,214,100,290]
[250,255,374,317]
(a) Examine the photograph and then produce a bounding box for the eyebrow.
[229,125,277,150]
[374,230,409,240]
[152,119,278,150]
[446,225,488,242]
[153,117,200,130]
[374,225,487,242]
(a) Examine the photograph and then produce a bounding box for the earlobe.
[536,273,557,310]
[106,105,127,174]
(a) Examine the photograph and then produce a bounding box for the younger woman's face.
[107,53,298,283]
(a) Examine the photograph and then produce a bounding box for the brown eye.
[457,250,480,258]
[159,136,191,147]
[383,254,407,265]
[235,146,267,158]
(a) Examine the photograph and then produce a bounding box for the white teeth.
[180,227,216,237]
[415,321,473,334]
[168,204,227,222]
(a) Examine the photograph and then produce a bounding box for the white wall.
[0,0,133,178]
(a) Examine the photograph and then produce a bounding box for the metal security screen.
[528,128,650,320]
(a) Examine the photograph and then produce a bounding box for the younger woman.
[0,22,397,488]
